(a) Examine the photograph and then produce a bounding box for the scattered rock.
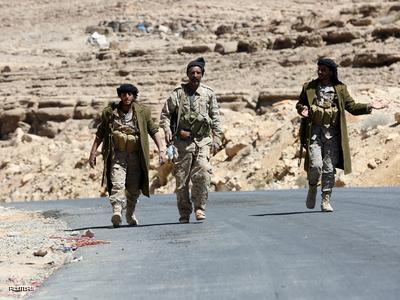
[0,108,27,138]
[1,65,11,73]
[85,25,112,35]
[385,133,399,143]
[372,26,400,40]
[322,30,358,44]
[35,107,74,123]
[225,142,249,159]
[215,25,233,36]
[21,173,35,186]
[256,88,299,108]
[237,40,258,53]
[367,160,377,169]
[95,51,115,60]
[33,249,48,257]
[119,49,147,57]
[358,4,380,18]
[353,52,400,67]
[295,34,324,47]
[177,45,211,54]
[214,42,238,55]
[272,36,294,49]
[82,229,95,238]
[395,112,400,124]
[349,18,373,27]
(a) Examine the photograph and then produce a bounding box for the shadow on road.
[250,211,322,216]
[66,221,194,231]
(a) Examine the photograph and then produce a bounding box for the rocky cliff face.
[0,0,399,202]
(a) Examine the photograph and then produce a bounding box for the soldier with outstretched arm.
[296,58,387,212]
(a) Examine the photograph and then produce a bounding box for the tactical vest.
[180,111,211,138]
[112,110,140,153]
[311,91,339,128]
[177,87,212,138]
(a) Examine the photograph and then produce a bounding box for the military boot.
[111,204,122,228]
[306,185,317,209]
[179,216,190,224]
[126,203,138,226]
[195,209,206,221]
[321,192,333,212]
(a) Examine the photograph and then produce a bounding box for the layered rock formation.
[0,0,399,202]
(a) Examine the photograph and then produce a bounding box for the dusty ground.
[0,207,71,298]
[0,0,399,297]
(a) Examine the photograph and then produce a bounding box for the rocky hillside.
[0,0,399,202]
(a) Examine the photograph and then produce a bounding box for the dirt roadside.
[0,206,107,299]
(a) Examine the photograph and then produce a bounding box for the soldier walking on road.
[296,58,387,212]
[89,84,166,227]
[160,57,223,223]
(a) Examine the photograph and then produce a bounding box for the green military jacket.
[296,79,371,175]
[96,101,159,197]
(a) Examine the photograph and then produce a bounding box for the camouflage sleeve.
[343,85,370,115]
[208,91,223,145]
[145,107,159,136]
[159,91,178,133]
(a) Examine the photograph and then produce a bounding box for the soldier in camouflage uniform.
[89,84,166,227]
[296,58,387,212]
[160,57,223,223]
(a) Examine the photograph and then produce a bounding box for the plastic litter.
[166,144,179,161]
[136,22,146,32]
[87,32,110,49]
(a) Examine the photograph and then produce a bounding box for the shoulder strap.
[174,84,185,135]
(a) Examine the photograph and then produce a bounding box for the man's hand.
[89,152,96,168]
[158,150,167,165]
[300,106,309,118]
[164,129,173,143]
[369,100,388,110]
[179,129,191,140]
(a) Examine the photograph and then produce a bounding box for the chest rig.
[311,85,339,128]
[111,109,140,153]
[177,87,212,139]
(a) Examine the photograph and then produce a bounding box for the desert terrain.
[0,0,399,297]
[0,0,399,200]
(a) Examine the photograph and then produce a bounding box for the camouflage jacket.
[160,83,223,148]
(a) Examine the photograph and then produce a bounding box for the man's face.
[187,66,203,84]
[317,65,333,82]
[120,92,135,106]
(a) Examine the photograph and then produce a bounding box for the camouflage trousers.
[109,151,142,210]
[173,139,212,218]
[308,127,340,194]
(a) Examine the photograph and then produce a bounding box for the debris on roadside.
[33,249,48,257]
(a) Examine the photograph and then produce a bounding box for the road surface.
[7,187,400,300]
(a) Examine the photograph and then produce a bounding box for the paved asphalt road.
[6,187,400,300]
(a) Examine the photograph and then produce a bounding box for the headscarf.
[317,58,341,84]
[116,83,139,96]
[186,57,205,75]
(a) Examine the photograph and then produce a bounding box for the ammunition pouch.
[112,130,140,153]
[311,104,338,127]
[180,111,211,138]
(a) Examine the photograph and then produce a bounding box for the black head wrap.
[317,58,341,84]
[117,83,139,96]
[186,57,205,75]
